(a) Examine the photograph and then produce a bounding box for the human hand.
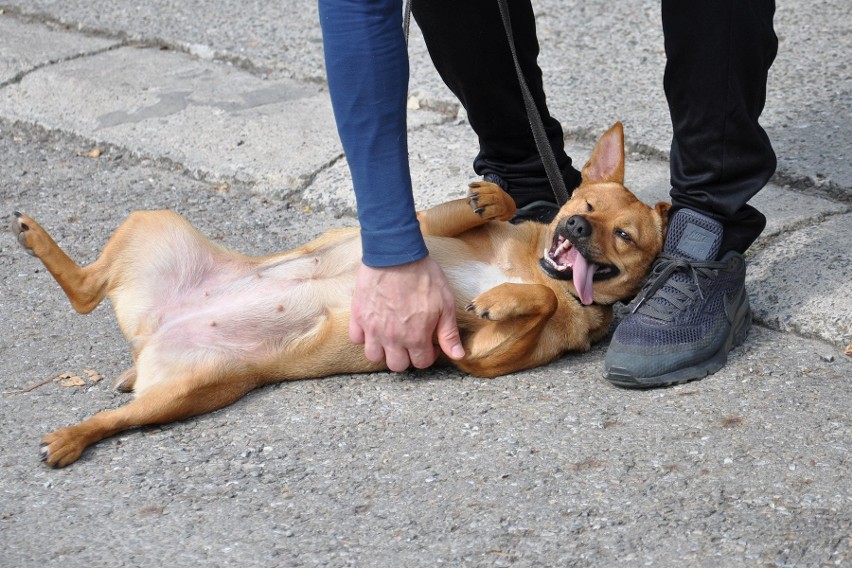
[349,257,465,371]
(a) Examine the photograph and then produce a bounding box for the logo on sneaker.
[676,223,716,259]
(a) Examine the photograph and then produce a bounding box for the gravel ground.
[1,119,850,567]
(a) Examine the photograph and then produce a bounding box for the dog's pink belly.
[118,239,360,364]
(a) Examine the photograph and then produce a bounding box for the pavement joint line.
[0,116,268,202]
[755,205,852,248]
[770,169,852,204]
[568,125,851,205]
[286,152,349,206]
[2,6,294,82]
[0,40,125,90]
[0,116,360,220]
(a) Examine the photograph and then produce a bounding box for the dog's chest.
[443,262,523,301]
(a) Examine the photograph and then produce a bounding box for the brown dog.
[12,122,668,467]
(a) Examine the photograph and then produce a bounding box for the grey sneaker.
[604,208,752,388]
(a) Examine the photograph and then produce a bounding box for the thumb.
[436,308,465,360]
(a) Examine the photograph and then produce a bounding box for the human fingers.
[407,341,439,369]
[349,313,365,345]
[436,307,465,361]
[383,345,413,373]
[362,335,386,364]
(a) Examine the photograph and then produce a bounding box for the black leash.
[494,0,570,206]
[404,0,570,206]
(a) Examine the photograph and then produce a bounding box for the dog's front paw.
[467,182,516,222]
[41,426,87,468]
[466,290,515,321]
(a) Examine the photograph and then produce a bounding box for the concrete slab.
[0,15,118,85]
[0,43,448,196]
[747,213,852,346]
[750,186,849,241]
[2,0,327,81]
[9,1,850,196]
[412,1,852,198]
[304,129,676,215]
[761,0,852,196]
[306,120,479,214]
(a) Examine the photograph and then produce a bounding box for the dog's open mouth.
[540,234,618,305]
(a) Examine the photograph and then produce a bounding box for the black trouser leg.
[663,0,778,255]
[412,0,582,207]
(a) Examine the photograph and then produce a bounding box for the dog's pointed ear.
[655,201,671,237]
[581,122,625,184]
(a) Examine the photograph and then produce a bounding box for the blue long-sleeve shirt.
[319,0,429,268]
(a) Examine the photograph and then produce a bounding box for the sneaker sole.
[605,305,752,389]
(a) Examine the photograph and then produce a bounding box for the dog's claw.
[473,208,485,217]
[465,302,492,320]
[11,212,37,256]
[39,445,49,462]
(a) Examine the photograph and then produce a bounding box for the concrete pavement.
[0,2,850,566]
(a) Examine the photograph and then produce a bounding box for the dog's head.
[540,122,670,305]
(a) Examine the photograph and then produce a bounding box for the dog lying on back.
[12,122,669,467]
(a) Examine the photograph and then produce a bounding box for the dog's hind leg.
[11,212,109,314]
[111,368,137,393]
[40,370,255,467]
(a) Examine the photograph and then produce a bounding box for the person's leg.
[412,0,581,209]
[664,0,778,255]
[605,0,778,388]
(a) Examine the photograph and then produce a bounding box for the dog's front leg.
[417,181,516,237]
[458,282,558,377]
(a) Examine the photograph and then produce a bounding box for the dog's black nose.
[565,215,591,239]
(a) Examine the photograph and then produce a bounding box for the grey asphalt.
[0,1,849,567]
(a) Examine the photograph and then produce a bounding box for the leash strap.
[404,0,412,44]
[404,0,570,205]
[495,0,570,205]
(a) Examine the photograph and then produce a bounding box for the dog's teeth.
[544,246,573,272]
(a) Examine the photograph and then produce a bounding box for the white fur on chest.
[444,262,523,301]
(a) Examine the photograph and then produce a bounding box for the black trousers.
[413,0,778,255]
[412,0,582,208]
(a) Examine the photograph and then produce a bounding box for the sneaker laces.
[629,253,728,323]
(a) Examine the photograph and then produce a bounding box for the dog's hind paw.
[112,368,137,393]
[41,427,87,468]
[11,211,38,257]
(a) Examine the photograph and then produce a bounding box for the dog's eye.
[615,229,633,242]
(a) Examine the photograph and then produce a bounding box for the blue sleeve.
[318,0,429,268]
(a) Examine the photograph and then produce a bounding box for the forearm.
[319,0,427,267]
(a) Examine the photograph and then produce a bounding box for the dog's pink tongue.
[571,252,598,305]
